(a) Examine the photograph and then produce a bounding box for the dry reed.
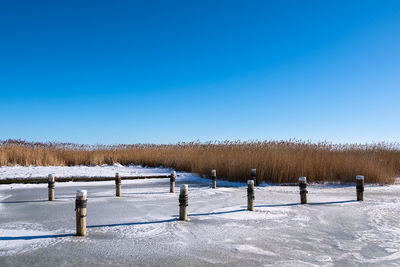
[1,139,399,184]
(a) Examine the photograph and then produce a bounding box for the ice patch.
[366,251,400,263]
[316,255,333,262]
[94,222,171,240]
[0,223,69,256]
[271,260,319,267]
[233,244,276,256]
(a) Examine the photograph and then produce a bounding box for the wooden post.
[179,184,188,221]
[356,175,364,201]
[115,172,121,197]
[299,177,308,204]
[247,180,254,211]
[251,168,258,186]
[75,189,87,236]
[170,171,176,193]
[211,169,217,189]
[48,174,55,201]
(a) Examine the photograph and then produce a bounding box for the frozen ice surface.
[1,165,400,266]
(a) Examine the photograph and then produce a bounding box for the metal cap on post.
[115,172,121,197]
[179,184,188,221]
[299,177,308,204]
[75,189,87,236]
[48,174,55,201]
[356,175,364,201]
[170,171,176,193]
[247,180,255,211]
[211,169,217,189]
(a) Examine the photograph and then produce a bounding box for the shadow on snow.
[251,200,357,208]
[87,218,177,228]
[0,233,75,241]
[0,201,356,240]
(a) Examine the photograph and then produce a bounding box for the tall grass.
[1,139,399,184]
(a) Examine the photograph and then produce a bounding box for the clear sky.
[1,0,399,145]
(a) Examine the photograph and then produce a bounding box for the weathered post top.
[48,174,55,201]
[48,174,55,182]
[299,177,307,183]
[180,184,188,192]
[356,175,364,201]
[299,177,308,204]
[115,172,122,196]
[211,169,217,188]
[76,189,87,198]
[247,180,255,211]
[75,189,87,237]
[170,171,176,193]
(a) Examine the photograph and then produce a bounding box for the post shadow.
[308,200,356,205]
[122,191,170,195]
[250,200,357,208]
[0,195,118,203]
[173,208,247,217]
[0,200,49,204]
[0,233,75,241]
[87,218,177,228]
[0,219,179,241]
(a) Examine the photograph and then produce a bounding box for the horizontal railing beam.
[0,175,173,184]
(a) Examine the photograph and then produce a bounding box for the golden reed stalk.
[1,140,399,184]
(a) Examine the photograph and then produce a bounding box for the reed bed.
[1,140,399,184]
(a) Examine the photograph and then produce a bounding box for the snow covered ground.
[1,165,400,266]
[0,163,171,179]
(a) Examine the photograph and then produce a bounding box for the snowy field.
[1,165,400,266]
[0,163,170,179]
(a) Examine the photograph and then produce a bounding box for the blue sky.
[1,0,399,144]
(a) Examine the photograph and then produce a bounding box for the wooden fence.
[0,174,173,184]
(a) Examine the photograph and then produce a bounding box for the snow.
[1,164,400,265]
[0,225,63,257]
[0,163,171,179]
